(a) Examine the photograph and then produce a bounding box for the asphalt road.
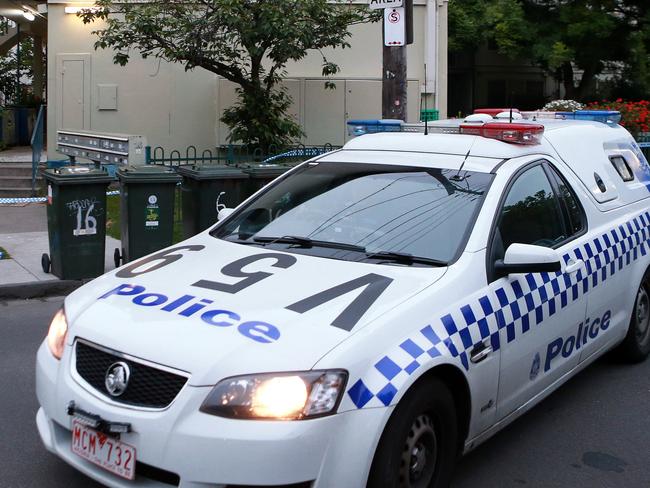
[2,296,649,488]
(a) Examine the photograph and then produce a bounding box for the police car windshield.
[212,162,493,265]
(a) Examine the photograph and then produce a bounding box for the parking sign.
[384,7,405,46]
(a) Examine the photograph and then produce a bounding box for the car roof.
[322,119,650,209]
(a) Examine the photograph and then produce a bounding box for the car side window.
[492,164,566,263]
[546,164,587,237]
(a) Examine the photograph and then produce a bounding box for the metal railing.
[145,143,341,167]
[145,145,226,166]
[30,104,45,194]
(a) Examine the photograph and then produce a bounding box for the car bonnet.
[64,233,447,386]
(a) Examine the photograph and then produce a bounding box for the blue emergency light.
[346,119,403,137]
[555,110,622,125]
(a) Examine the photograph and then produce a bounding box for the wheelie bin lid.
[43,166,114,185]
[177,164,248,180]
[238,163,294,178]
[117,165,181,184]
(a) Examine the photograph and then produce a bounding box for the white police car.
[36,110,650,488]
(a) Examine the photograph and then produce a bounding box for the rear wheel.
[618,271,650,362]
[41,253,50,274]
[367,378,458,488]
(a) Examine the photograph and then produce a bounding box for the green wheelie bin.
[42,167,113,280]
[177,164,248,238]
[238,163,294,200]
[114,166,181,266]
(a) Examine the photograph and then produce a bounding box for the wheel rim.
[635,283,650,347]
[400,414,437,488]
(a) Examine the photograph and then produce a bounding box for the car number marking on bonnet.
[193,253,297,294]
[116,246,205,278]
[112,247,394,332]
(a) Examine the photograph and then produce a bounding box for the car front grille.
[74,340,189,409]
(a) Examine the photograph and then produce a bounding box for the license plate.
[71,420,136,481]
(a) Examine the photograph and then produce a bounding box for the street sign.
[384,7,405,46]
[369,0,403,10]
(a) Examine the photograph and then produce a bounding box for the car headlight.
[200,370,348,420]
[47,308,68,360]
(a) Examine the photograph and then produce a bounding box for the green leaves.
[547,42,573,71]
[449,0,650,100]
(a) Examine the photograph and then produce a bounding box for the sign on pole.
[384,7,405,46]
[369,0,403,10]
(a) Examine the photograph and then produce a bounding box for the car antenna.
[424,64,429,136]
[452,140,476,181]
[451,149,471,181]
[509,90,514,123]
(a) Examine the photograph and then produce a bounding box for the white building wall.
[46,2,218,159]
[47,1,443,156]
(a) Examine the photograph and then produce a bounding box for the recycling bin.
[177,164,248,238]
[42,167,113,280]
[115,165,181,266]
[239,163,294,200]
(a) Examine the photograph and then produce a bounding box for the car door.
[564,164,637,364]
[489,160,589,420]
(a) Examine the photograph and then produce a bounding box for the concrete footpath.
[0,203,120,297]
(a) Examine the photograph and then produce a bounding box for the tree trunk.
[562,62,575,100]
[575,62,599,101]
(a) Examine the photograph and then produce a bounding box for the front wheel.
[618,271,650,362]
[367,378,458,488]
[41,253,51,274]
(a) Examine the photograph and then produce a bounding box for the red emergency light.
[460,122,544,145]
[474,108,520,117]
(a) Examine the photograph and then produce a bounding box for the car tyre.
[618,270,650,362]
[367,377,458,488]
[41,253,51,274]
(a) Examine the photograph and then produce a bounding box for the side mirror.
[494,243,562,278]
[217,208,235,221]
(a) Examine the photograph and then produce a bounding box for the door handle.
[565,259,584,275]
[470,343,492,364]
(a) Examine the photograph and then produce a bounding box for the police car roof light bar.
[460,122,544,145]
[474,108,520,117]
[521,110,622,125]
[557,110,622,125]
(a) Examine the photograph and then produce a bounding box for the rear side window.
[610,155,634,182]
[546,164,587,237]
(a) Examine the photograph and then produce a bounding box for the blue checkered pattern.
[0,190,121,206]
[348,211,650,409]
[347,326,448,408]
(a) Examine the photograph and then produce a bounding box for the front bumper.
[35,341,390,488]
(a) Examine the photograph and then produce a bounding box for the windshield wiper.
[223,237,263,245]
[253,235,366,252]
[365,250,447,267]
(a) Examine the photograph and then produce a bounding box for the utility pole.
[16,23,21,104]
[382,43,407,120]
[381,0,412,121]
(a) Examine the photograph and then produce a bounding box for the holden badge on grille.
[105,362,131,397]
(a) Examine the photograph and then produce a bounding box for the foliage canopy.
[448,0,650,101]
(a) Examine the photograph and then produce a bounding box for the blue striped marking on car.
[348,211,650,409]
